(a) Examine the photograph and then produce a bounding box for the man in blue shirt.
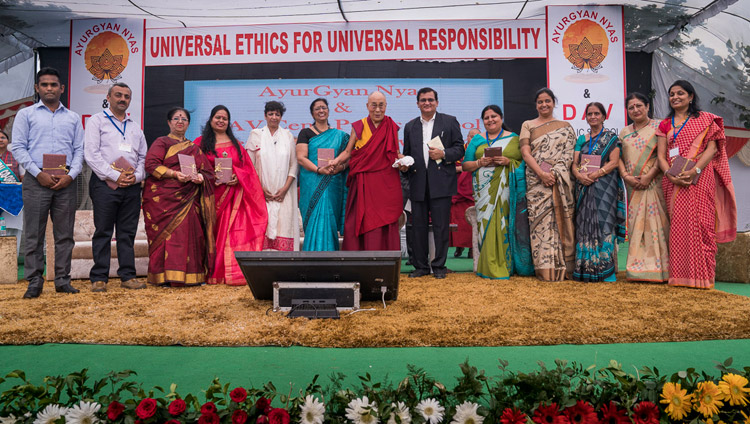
[11,67,84,298]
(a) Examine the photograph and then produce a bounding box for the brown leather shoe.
[91,281,107,292]
[121,279,146,290]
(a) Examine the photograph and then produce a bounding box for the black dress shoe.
[409,269,431,278]
[23,287,42,299]
[433,270,447,279]
[55,284,80,294]
[454,247,464,257]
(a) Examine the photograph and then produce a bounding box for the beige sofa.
[45,210,149,281]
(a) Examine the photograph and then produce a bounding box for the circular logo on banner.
[562,19,608,73]
[84,31,129,83]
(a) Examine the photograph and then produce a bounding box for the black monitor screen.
[235,250,401,301]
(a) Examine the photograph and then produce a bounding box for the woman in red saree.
[195,105,267,285]
[143,107,216,286]
[656,80,736,289]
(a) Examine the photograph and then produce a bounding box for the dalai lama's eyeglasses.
[368,103,386,110]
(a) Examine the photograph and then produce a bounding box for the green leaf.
[723,357,733,367]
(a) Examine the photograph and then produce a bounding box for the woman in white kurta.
[246,101,300,251]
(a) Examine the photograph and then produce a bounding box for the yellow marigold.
[660,382,693,420]
[694,381,724,418]
[718,373,750,407]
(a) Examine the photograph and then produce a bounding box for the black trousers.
[89,176,142,282]
[411,187,452,273]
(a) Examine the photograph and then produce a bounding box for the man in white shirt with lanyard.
[83,82,147,292]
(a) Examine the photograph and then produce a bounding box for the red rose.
[169,399,187,416]
[201,402,218,414]
[232,410,249,424]
[107,401,125,421]
[256,397,271,412]
[257,416,269,424]
[268,408,290,424]
[136,398,158,419]
[230,387,248,403]
[199,413,220,424]
[165,420,181,424]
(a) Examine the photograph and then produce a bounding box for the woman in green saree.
[462,105,532,279]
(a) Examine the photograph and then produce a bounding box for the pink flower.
[231,387,248,403]
[107,401,125,421]
[268,408,290,424]
[233,410,249,424]
[169,399,187,416]
[136,398,158,419]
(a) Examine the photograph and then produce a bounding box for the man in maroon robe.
[330,91,403,250]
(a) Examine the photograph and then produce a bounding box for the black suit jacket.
[402,112,465,202]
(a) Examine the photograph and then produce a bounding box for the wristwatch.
[695,167,702,175]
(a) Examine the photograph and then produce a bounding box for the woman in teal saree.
[296,98,349,251]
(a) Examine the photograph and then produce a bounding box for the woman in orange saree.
[143,107,216,287]
[195,105,267,285]
[656,80,736,289]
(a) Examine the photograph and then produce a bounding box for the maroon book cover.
[178,154,198,178]
[317,148,335,168]
[107,156,135,190]
[578,154,602,173]
[539,161,553,173]
[484,147,503,157]
[42,154,67,176]
[667,156,699,184]
[215,157,232,184]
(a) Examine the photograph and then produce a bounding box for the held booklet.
[215,157,232,184]
[578,154,601,173]
[42,154,68,176]
[178,154,198,179]
[667,156,699,185]
[107,156,135,190]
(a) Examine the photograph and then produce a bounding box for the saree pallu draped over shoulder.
[143,135,216,286]
[299,128,349,251]
[573,130,626,282]
[658,112,736,289]
[619,120,670,282]
[194,136,267,285]
[520,120,576,281]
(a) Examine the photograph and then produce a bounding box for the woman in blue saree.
[462,105,533,279]
[296,98,349,251]
[571,102,626,282]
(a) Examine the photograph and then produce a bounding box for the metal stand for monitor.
[273,282,360,319]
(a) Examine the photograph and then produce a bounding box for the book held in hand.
[427,136,445,164]
[577,154,601,173]
[178,154,198,179]
[107,156,135,190]
[539,161,553,173]
[317,148,335,168]
[42,154,68,176]
[484,146,503,157]
[667,155,699,185]
[215,157,233,184]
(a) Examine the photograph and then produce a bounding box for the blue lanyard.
[588,129,603,155]
[671,116,689,144]
[103,110,127,139]
[486,129,503,146]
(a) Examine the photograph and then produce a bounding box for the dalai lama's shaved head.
[366,91,387,124]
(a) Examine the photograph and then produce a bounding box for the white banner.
[69,19,146,129]
[146,20,546,66]
[546,6,626,136]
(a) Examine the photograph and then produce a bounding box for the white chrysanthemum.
[300,395,325,424]
[387,402,411,424]
[449,401,483,424]
[64,401,101,424]
[34,404,68,424]
[416,398,445,424]
[0,415,19,424]
[345,396,379,424]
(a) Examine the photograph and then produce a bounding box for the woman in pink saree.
[195,105,268,285]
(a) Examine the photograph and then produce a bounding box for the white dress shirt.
[420,114,435,167]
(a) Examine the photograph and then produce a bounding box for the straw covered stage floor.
[1,272,749,347]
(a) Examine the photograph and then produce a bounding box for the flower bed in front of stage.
[1,358,748,424]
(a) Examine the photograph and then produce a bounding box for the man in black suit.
[402,87,465,279]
